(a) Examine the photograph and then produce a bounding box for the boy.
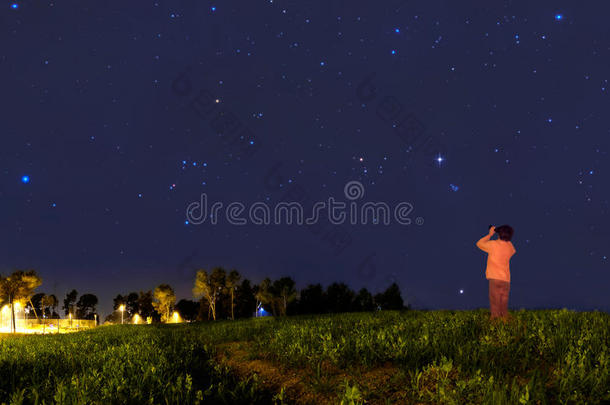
[476,225,516,321]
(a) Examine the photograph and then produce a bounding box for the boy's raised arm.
[476,226,495,253]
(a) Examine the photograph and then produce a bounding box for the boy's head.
[495,225,514,241]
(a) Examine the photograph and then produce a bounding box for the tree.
[374,282,405,310]
[138,290,157,321]
[152,284,176,322]
[175,299,199,322]
[63,289,78,317]
[113,294,124,310]
[272,277,297,317]
[326,282,355,313]
[254,278,274,316]
[298,283,326,314]
[30,292,46,317]
[42,294,58,318]
[225,269,241,320]
[193,268,226,321]
[0,270,43,333]
[76,294,98,319]
[353,288,375,311]
[235,279,256,318]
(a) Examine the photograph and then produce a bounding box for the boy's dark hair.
[495,225,514,241]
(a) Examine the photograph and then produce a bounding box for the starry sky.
[1,0,608,317]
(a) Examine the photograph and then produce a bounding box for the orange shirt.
[476,234,516,282]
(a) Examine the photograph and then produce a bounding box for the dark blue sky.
[1,0,608,317]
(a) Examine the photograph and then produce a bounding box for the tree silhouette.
[175,299,199,322]
[298,283,326,314]
[272,277,297,317]
[42,294,58,318]
[137,291,156,321]
[235,279,256,318]
[76,294,98,319]
[225,269,241,320]
[374,282,405,310]
[353,288,375,311]
[254,278,274,316]
[63,289,78,317]
[326,282,355,313]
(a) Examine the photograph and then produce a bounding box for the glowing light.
[391,49,397,55]
[554,13,563,21]
[11,3,18,9]
[459,289,464,294]
[21,175,30,184]
[133,314,140,324]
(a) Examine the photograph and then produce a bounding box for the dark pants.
[488,279,510,319]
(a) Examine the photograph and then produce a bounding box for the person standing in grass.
[476,225,516,321]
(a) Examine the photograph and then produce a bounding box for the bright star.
[436,154,444,165]
[394,28,400,33]
[555,13,563,21]
[391,49,397,55]
[459,289,464,294]
[21,175,30,184]
[11,3,18,9]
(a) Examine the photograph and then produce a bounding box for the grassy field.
[0,309,608,404]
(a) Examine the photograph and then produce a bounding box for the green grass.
[0,309,608,404]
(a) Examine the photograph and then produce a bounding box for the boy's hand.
[488,225,496,235]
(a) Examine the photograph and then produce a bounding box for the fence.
[0,316,97,333]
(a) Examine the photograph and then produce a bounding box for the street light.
[119,304,125,324]
[173,311,179,323]
[133,314,140,324]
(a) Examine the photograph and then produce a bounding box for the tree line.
[1,268,408,330]
[108,269,406,323]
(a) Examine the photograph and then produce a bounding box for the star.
[555,13,564,21]
[459,289,464,294]
[21,175,30,184]
[11,3,18,9]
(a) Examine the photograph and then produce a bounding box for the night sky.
[2,1,608,317]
